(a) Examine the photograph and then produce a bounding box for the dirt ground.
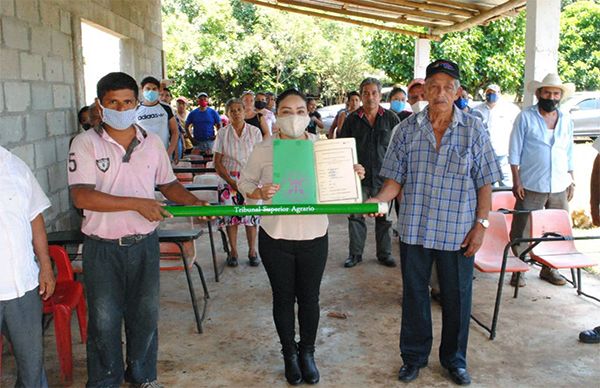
[2,143,600,387]
[2,211,599,388]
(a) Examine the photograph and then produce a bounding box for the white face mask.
[276,114,310,138]
[411,101,429,114]
[100,104,137,130]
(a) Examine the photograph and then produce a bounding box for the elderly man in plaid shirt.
[368,60,501,386]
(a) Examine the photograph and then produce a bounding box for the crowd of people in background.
[6,57,596,388]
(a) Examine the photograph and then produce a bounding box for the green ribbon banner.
[164,203,389,217]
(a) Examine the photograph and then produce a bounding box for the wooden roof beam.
[381,0,478,17]
[432,0,526,35]
[243,0,441,40]
[277,0,448,29]
[341,0,467,23]
[422,0,492,13]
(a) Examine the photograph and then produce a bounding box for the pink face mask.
[198,100,208,108]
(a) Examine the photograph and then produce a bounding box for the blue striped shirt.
[380,107,501,251]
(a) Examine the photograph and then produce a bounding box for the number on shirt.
[68,153,77,172]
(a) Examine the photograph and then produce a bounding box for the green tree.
[366,13,526,97]
[162,0,377,107]
[559,1,600,91]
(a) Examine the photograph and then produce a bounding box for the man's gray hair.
[360,77,382,94]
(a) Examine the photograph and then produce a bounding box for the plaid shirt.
[380,107,501,251]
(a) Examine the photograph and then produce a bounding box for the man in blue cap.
[370,59,501,385]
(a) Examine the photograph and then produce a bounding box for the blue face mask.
[454,97,468,110]
[100,104,136,130]
[486,93,499,103]
[143,90,159,103]
[390,100,406,113]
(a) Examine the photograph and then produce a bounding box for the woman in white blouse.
[213,98,263,267]
[239,89,364,385]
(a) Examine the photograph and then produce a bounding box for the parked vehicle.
[561,91,600,139]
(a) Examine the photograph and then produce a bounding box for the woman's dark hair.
[275,88,307,112]
[162,87,171,96]
[96,72,139,102]
[347,91,360,99]
[140,76,160,89]
[389,86,406,101]
[77,106,89,124]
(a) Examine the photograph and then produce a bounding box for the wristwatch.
[476,218,489,229]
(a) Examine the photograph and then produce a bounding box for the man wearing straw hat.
[508,73,576,287]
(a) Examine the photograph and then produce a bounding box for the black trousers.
[259,228,328,350]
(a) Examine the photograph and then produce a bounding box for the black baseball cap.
[426,60,460,80]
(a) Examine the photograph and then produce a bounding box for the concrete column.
[414,38,431,79]
[523,0,561,106]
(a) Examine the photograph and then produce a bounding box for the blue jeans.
[399,242,474,369]
[0,287,48,388]
[194,140,214,154]
[82,232,160,387]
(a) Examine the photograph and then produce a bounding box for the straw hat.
[527,73,575,100]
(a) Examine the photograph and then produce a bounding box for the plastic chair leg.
[53,305,74,384]
[75,297,88,344]
[206,221,219,282]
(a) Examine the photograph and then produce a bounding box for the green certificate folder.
[272,139,318,204]
[272,138,362,205]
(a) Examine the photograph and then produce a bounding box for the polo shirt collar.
[95,124,148,163]
[357,106,384,118]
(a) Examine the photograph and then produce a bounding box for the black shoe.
[378,256,397,267]
[448,367,471,385]
[282,349,303,385]
[248,254,260,267]
[579,326,600,344]
[299,346,319,384]
[226,254,238,267]
[398,364,420,382]
[344,255,362,268]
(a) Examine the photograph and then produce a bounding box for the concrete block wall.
[0,0,163,231]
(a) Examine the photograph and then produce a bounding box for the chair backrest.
[205,161,214,169]
[48,245,74,283]
[193,173,220,187]
[477,211,512,258]
[491,191,516,211]
[530,209,577,255]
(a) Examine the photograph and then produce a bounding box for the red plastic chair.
[471,211,529,339]
[44,245,88,384]
[529,209,598,285]
[491,191,516,230]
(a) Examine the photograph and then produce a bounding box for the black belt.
[86,231,154,247]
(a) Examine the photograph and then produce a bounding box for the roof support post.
[414,38,431,79]
[523,0,561,106]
